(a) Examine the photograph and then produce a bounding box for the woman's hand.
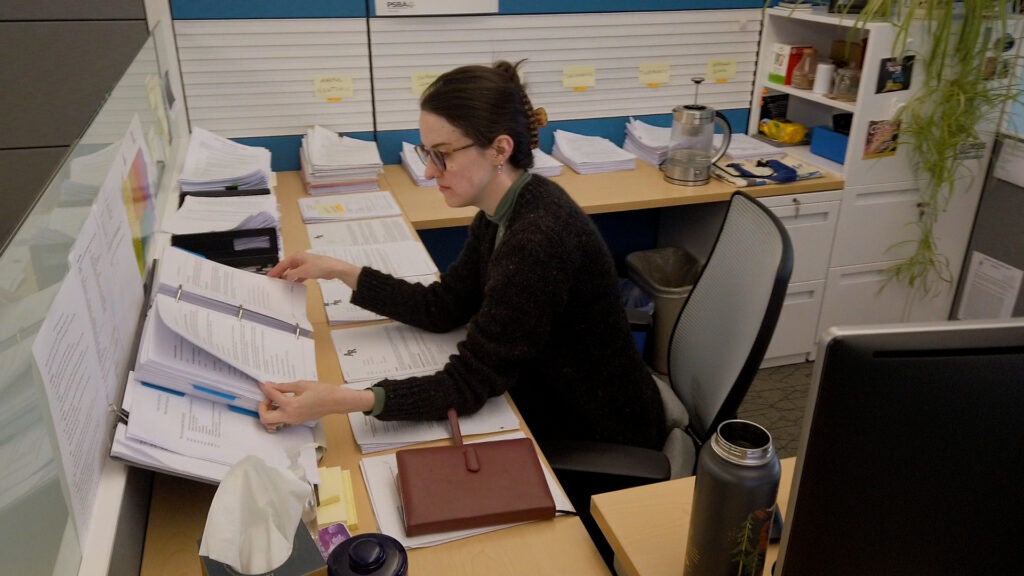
[258,380,375,431]
[268,251,362,288]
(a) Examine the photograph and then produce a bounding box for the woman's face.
[418,110,498,210]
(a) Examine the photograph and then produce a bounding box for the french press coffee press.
[663,77,732,186]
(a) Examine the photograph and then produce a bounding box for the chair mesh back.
[668,193,792,439]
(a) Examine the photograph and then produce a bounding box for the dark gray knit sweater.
[351,175,666,450]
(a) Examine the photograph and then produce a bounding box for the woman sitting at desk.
[260,60,665,452]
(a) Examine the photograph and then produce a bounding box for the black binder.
[171,227,279,270]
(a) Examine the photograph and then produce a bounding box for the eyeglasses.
[414,142,475,173]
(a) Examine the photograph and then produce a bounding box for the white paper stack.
[346,394,520,454]
[551,130,636,175]
[162,194,280,235]
[529,148,564,177]
[399,142,436,187]
[623,117,671,166]
[331,323,465,385]
[300,126,383,195]
[298,191,403,224]
[179,127,272,192]
[719,133,787,162]
[110,374,322,484]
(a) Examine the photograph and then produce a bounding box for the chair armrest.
[543,439,671,483]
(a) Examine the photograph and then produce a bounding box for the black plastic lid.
[327,533,408,576]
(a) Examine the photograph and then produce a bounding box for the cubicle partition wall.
[0,26,188,575]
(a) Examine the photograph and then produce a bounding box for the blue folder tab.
[191,384,237,402]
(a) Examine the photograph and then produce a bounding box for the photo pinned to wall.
[863,119,901,159]
[875,55,914,93]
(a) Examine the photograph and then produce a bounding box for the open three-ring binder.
[133,247,317,412]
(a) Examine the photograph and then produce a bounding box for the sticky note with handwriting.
[314,75,354,100]
[638,62,670,87]
[563,65,596,90]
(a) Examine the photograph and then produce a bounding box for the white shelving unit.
[749,6,990,360]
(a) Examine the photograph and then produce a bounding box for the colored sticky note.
[316,469,358,530]
[411,72,441,95]
[706,59,737,83]
[638,62,670,86]
[318,466,343,506]
[563,65,596,89]
[314,75,354,100]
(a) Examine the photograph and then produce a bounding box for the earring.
[497,163,504,175]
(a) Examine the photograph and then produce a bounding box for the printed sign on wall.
[376,0,497,16]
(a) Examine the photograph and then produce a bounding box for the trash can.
[626,247,702,374]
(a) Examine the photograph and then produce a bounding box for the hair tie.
[533,107,548,128]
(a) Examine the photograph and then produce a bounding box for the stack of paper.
[161,194,280,235]
[719,133,787,162]
[529,148,564,177]
[331,322,465,385]
[298,191,403,224]
[110,374,322,484]
[399,142,436,187]
[359,432,572,548]
[346,394,520,453]
[300,126,383,195]
[179,127,272,192]
[551,130,636,175]
[623,117,671,166]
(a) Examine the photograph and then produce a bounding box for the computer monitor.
[775,319,1024,575]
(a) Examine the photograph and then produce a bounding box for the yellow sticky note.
[563,65,596,89]
[313,75,354,100]
[316,468,358,531]
[411,72,441,96]
[314,203,345,217]
[317,466,342,506]
[706,59,737,83]
[638,62,670,86]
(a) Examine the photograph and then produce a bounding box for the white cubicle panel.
[371,10,764,131]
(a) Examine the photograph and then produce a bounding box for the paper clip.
[237,304,244,321]
[175,284,183,303]
[295,323,301,339]
[111,404,129,423]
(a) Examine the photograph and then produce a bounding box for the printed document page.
[31,268,110,547]
[157,246,311,333]
[298,191,402,223]
[359,432,571,548]
[306,217,414,249]
[311,242,438,278]
[162,194,279,235]
[346,393,521,453]
[67,166,144,404]
[319,275,434,325]
[124,378,319,478]
[155,294,317,384]
[331,322,465,383]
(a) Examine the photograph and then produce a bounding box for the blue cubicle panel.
[170,0,767,19]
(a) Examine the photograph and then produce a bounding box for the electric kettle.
[663,77,732,186]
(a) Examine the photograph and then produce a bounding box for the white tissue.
[199,455,312,574]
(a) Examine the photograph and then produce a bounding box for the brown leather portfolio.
[394,409,556,537]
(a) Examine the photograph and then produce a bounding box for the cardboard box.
[768,43,813,85]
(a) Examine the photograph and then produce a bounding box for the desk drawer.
[762,279,824,367]
[766,197,840,284]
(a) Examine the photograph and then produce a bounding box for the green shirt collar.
[487,171,532,249]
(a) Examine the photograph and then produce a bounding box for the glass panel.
[0,30,179,575]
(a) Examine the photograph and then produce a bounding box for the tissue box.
[768,43,812,85]
[200,524,327,576]
[810,126,848,165]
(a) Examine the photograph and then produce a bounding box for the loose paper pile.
[298,191,402,224]
[551,129,636,174]
[179,127,272,192]
[623,117,671,165]
[399,142,436,187]
[300,126,383,195]
[162,194,280,235]
[529,148,564,177]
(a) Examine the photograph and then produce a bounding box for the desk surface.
[139,171,609,576]
[384,162,844,230]
[591,457,795,576]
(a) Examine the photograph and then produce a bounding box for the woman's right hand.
[268,251,362,287]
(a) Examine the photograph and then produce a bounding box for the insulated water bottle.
[683,420,780,576]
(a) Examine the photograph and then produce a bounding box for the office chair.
[546,190,794,502]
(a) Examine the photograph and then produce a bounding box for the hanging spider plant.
[848,0,1023,295]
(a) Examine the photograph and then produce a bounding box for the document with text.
[312,242,438,279]
[319,275,435,325]
[306,217,414,249]
[331,322,465,384]
[298,191,402,223]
